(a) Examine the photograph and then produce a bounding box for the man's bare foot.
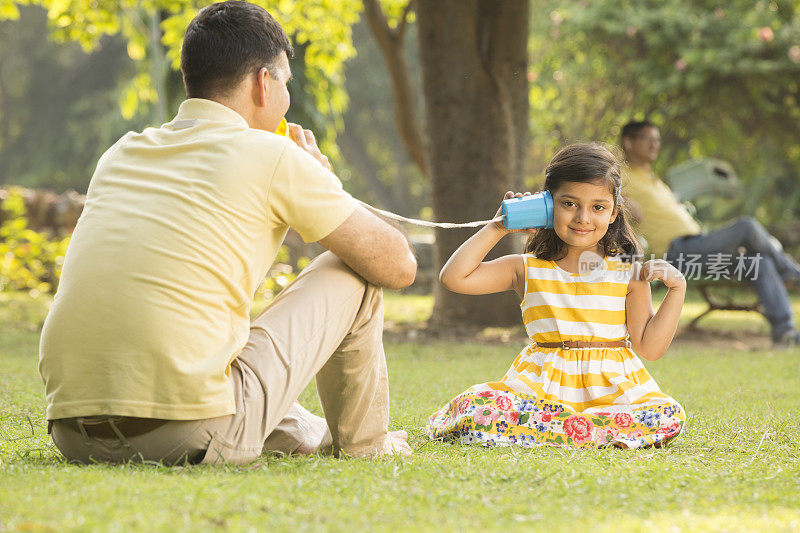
[379,429,412,456]
[295,424,412,457]
[390,429,408,440]
[292,413,332,456]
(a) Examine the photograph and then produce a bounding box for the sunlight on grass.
[604,508,800,532]
[383,291,435,324]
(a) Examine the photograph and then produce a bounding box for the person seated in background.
[620,119,800,348]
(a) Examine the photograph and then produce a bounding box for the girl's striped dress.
[427,254,685,449]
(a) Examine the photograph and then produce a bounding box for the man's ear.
[254,67,270,107]
[623,139,631,151]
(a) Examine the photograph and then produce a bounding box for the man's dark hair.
[181,1,294,99]
[620,119,658,144]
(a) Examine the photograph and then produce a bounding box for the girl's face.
[552,180,618,251]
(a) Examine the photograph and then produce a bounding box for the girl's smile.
[569,226,594,235]
[553,181,617,251]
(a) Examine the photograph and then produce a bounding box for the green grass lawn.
[1,291,799,532]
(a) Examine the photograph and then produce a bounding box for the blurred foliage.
[0,0,28,19]
[0,5,139,190]
[334,18,429,219]
[253,245,309,305]
[3,0,363,132]
[0,187,69,294]
[528,0,800,248]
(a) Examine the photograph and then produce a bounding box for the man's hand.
[634,259,686,291]
[287,123,331,171]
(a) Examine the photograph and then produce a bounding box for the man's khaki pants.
[50,252,391,465]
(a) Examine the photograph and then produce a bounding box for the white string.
[358,200,504,229]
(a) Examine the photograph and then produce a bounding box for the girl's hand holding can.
[493,191,540,235]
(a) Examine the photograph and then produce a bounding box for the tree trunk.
[362,0,427,176]
[0,76,8,185]
[416,0,529,327]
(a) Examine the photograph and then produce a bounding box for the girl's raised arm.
[440,192,536,297]
[626,259,687,361]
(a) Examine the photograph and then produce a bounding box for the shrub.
[0,188,70,295]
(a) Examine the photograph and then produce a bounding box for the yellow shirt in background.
[39,99,357,420]
[622,165,701,257]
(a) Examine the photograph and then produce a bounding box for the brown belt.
[533,339,632,350]
[56,416,169,439]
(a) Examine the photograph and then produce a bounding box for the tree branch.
[362,0,427,176]
[119,1,150,39]
[396,0,414,41]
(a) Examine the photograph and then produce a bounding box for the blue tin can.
[501,191,554,230]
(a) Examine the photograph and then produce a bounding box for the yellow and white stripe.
[506,254,674,411]
[520,255,633,342]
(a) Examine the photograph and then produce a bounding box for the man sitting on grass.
[620,119,800,348]
[39,0,416,465]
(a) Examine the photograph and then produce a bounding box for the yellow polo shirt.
[38,99,357,420]
[622,165,701,257]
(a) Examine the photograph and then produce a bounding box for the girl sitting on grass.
[428,143,686,449]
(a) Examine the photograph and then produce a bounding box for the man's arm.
[319,206,417,290]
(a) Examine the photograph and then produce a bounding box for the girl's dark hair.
[524,143,641,262]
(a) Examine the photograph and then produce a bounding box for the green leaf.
[0,1,20,20]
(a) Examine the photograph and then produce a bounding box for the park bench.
[683,279,763,330]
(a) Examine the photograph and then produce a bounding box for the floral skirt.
[427,382,685,449]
